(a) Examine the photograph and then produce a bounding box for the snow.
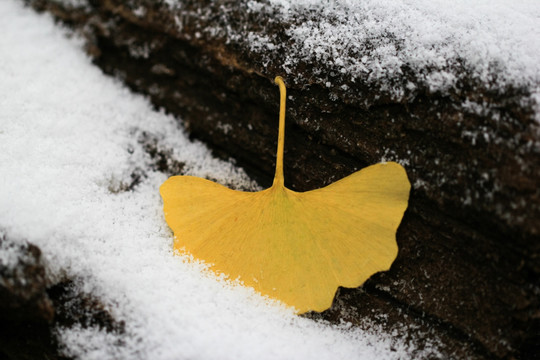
[162,0,540,116]
[262,0,540,97]
[0,231,32,271]
[46,0,540,112]
[0,1,439,359]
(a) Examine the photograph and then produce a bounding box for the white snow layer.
[265,0,540,89]
[0,1,436,359]
[211,0,540,115]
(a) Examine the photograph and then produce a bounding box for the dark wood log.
[16,0,540,358]
[0,234,58,360]
[0,234,124,360]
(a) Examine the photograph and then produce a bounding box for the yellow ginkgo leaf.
[160,76,410,313]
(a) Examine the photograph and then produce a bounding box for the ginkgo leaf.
[160,76,410,313]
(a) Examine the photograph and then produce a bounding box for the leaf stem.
[273,76,286,188]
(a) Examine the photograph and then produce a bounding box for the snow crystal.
[0,1,436,359]
[0,232,31,271]
[163,0,540,113]
[265,0,540,93]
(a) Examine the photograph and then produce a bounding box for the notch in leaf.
[160,77,410,313]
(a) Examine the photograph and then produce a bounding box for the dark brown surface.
[0,234,125,360]
[0,234,60,360]
[11,0,540,358]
